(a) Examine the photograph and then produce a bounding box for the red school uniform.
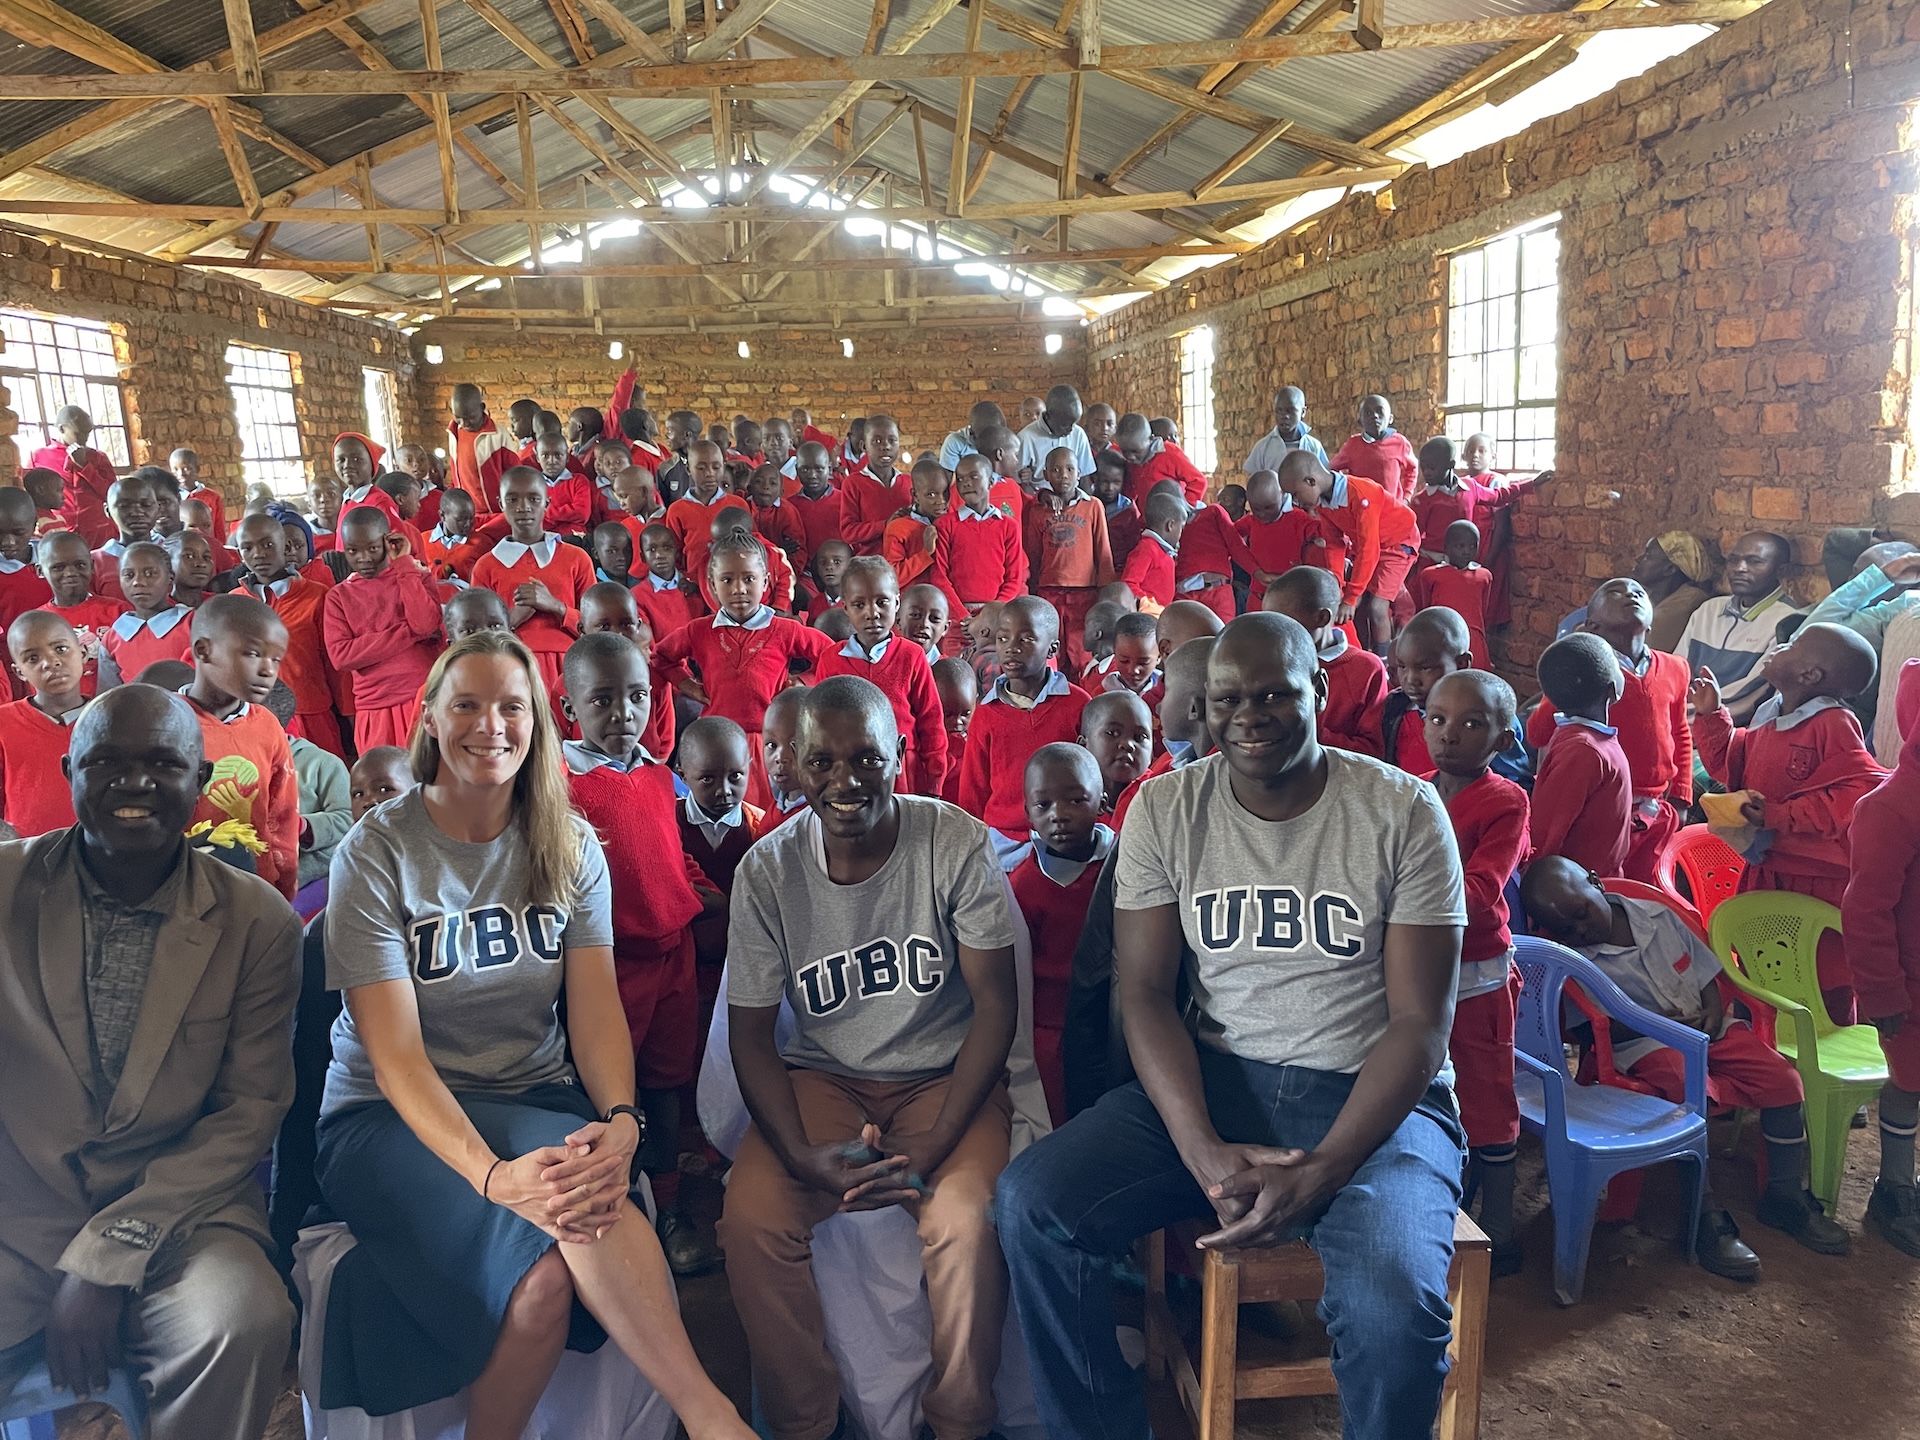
[186,486,228,543]
[565,747,714,1089]
[1009,832,1112,1126]
[0,698,79,836]
[789,488,846,564]
[930,506,1025,616]
[1411,476,1534,557]
[1844,680,1920,1089]
[1416,562,1494,668]
[1121,531,1177,611]
[882,512,940,589]
[186,697,301,900]
[1104,499,1143,573]
[49,594,128,697]
[1237,509,1347,611]
[957,672,1092,842]
[0,561,54,639]
[679,797,766,968]
[340,486,427,562]
[544,471,612,537]
[1317,473,1420,607]
[695,536,796,615]
[446,416,517,516]
[100,605,193,685]
[650,609,835,809]
[244,575,343,758]
[1321,639,1389,758]
[323,561,445,752]
[90,538,140,604]
[30,444,116,547]
[633,572,708,639]
[837,463,912,556]
[1123,442,1208,507]
[1434,769,1531,1150]
[1174,503,1264,623]
[1529,717,1633,878]
[665,491,751,584]
[752,501,809,570]
[1330,430,1420,505]
[814,635,948,797]
[470,534,597,694]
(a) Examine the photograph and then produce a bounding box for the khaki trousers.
[718,1070,1013,1440]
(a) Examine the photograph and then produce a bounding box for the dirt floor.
[54,1111,1920,1440]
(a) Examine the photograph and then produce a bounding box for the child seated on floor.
[1078,690,1153,816]
[1112,635,1217,828]
[1524,855,1851,1275]
[1423,669,1530,1273]
[933,656,976,805]
[1530,632,1633,878]
[1263,565,1387,758]
[441,583,511,644]
[1691,621,1886,1025]
[962,598,1003,695]
[1091,612,1164,720]
[1006,743,1115,1126]
[558,630,723,1277]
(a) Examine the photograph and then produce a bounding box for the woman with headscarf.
[1632,531,1720,652]
[333,434,426,560]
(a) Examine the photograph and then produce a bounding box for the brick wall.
[405,323,1088,462]
[1087,0,1920,669]
[0,227,407,509]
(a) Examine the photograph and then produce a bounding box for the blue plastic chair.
[1512,936,1712,1305]
[1,1340,147,1440]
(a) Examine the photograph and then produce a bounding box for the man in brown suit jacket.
[0,684,301,1439]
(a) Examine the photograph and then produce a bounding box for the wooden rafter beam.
[572,0,671,62]
[1193,118,1291,199]
[221,0,263,91]
[946,0,985,217]
[207,99,262,213]
[685,0,786,61]
[1354,0,1386,50]
[549,0,597,63]
[0,4,1765,98]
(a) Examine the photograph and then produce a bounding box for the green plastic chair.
[1708,892,1888,1211]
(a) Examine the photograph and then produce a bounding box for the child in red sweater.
[838,414,912,555]
[0,610,85,835]
[747,464,807,572]
[559,631,723,1275]
[1264,566,1388,758]
[1693,622,1887,1024]
[1237,470,1344,612]
[22,467,68,540]
[1328,393,1419,503]
[578,582,675,759]
[707,509,795,614]
[633,524,708,639]
[1530,632,1632,878]
[1007,743,1115,1125]
[325,508,446,750]
[470,467,598,699]
[99,543,191,686]
[674,715,764,969]
[932,455,1024,625]
[1528,576,1692,883]
[812,556,947,796]
[184,594,301,899]
[31,405,115,545]
[958,594,1092,860]
[898,583,951,662]
[1383,607,1472,776]
[529,430,608,538]
[1115,412,1207,507]
[235,512,343,758]
[651,532,834,811]
[1277,450,1419,655]
[168,447,228,543]
[788,443,845,566]
[1415,521,1495,668]
[1410,435,1543,565]
[1029,447,1116,672]
[1089,450,1142,572]
[1120,491,1185,613]
[0,490,54,680]
[1078,690,1152,815]
[933,657,976,805]
[882,460,948,590]
[1159,479,1268,625]
[1844,660,1920,1255]
[91,473,160,603]
[666,441,751,584]
[38,530,125,697]
[1088,611,1164,725]
[1425,669,1530,1272]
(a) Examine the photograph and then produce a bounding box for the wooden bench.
[1141,1211,1490,1440]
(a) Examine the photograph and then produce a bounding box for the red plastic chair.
[1656,824,1747,922]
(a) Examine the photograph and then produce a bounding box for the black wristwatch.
[605,1104,646,1144]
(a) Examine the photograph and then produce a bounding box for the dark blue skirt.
[314,1083,610,1416]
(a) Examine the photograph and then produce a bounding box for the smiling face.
[565,648,651,760]
[41,533,94,607]
[899,585,950,651]
[797,699,901,840]
[333,438,376,490]
[170,449,202,488]
[424,651,535,790]
[762,419,794,468]
[1206,623,1325,787]
[67,689,207,861]
[9,614,84,702]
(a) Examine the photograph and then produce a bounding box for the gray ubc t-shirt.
[321,788,614,1115]
[726,796,1016,1080]
[1115,749,1465,1074]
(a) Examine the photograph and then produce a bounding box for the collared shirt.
[1000,824,1116,882]
[491,534,561,568]
[1555,714,1619,737]
[1243,425,1329,474]
[1581,896,1723,1045]
[955,503,999,523]
[344,485,376,504]
[1749,692,1848,732]
[1678,587,1805,724]
[713,604,775,631]
[97,536,128,558]
[1103,667,1158,696]
[684,792,747,847]
[645,571,681,592]
[839,634,892,663]
[1142,529,1177,557]
[177,685,251,724]
[1105,495,1136,521]
[773,788,809,815]
[428,524,467,548]
[984,667,1073,711]
[245,575,295,599]
[76,855,183,1096]
[111,605,192,642]
[561,739,657,775]
[0,557,28,575]
[1016,419,1096,479]
[1165,739,1198,767]
[1318,632,1349,664]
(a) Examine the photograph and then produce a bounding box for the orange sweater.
[188,698,301,899]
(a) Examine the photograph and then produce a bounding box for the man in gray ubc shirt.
[718,675,1020,1440]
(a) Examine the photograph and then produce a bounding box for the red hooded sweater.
[1844,661,1920,1018]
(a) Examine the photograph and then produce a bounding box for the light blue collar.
[839,634,892,663]
[563,739,658,774]
[713,604,775,630]
[1751,692,1847,732]
[1554,714,1619,737]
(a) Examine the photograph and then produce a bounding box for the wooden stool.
[1142,1211,1490,1440]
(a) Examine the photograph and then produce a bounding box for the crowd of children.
[8,373,1920,1426]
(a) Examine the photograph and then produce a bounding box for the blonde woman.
[314,631,751,1440]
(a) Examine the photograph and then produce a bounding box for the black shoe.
[1695,1210,1762,1281]
[1756,1188,1851,1255]
[1853,1105,1870,1129]
[1489,1239,1525,1278]
[1867,1180,1920,1258]
[657,1205,719,1277]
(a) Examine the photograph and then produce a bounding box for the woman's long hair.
[410,630,584,908]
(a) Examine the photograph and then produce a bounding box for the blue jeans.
[994,1049,1465,1440]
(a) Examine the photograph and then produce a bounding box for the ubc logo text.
[1191,887,1366,959]
[797,934,945,1016]
[412,906,567,982]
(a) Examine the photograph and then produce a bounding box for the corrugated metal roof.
[0,0,1622,313]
